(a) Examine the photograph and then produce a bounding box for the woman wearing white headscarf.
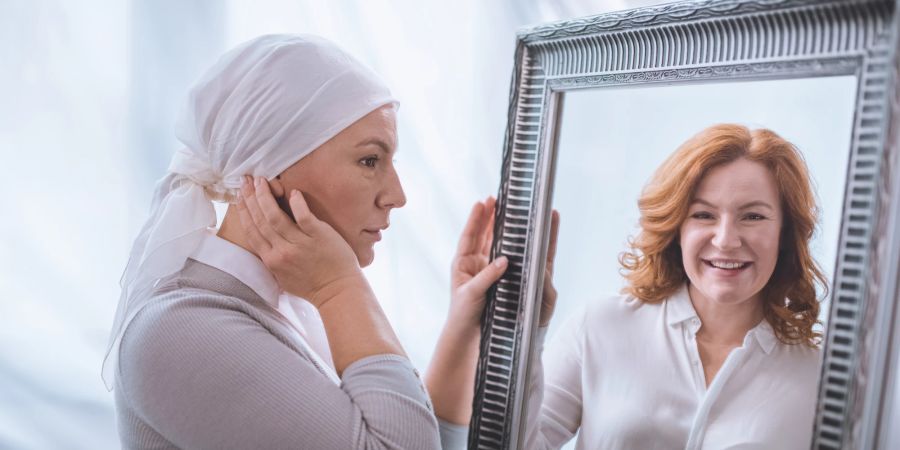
[104,34,467,449]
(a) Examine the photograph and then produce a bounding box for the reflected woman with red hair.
[428,123,829,449]
[621,124,825,346]
[527,124,827,449]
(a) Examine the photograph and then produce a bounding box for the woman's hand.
[449,197,560,331]
[426,197,560,425]
[540,209,561,327]
[236,176,364,308]
[237,175,405,374]
[447,197,508,331]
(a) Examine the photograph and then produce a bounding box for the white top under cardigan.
[523,284,822,450]
[191,228,337,376]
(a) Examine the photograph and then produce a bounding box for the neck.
[688,283,764,346]
[217,205,256,255]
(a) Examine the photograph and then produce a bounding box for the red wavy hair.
[619,124,827,346]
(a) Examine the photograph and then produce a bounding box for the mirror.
[467,1,900,449]
[545,75,857,449]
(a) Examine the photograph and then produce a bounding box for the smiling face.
[274,105,406,267]
[679,158,783,308]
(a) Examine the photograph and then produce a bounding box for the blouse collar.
[189,229,281,308]
[666,283,698,327]
[666,283,777,354]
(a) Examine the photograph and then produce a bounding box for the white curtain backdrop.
[0,1,727,448]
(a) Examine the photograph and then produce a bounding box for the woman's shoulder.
[773,339,823,371]
[131,280,270,336]
[756,318,822,365]
[550,290,674,345]
[115,281,302,397]
[118,281,284,374]
[546,292,668,363]
[580,290,657,324]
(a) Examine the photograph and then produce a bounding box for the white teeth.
[708,260,747,270]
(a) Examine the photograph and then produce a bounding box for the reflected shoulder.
[581,292,649,327]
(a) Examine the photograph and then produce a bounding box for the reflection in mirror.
[540,75,857,449]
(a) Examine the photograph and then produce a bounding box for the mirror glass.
[546,75,858,448]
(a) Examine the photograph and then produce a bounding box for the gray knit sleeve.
[429,327,551,450]
[116,293,440,450]
[437,418,468,449]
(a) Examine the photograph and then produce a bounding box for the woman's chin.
[695,283,760,306]
[355,248,375,268]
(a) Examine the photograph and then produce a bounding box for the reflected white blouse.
[524,284,822,450]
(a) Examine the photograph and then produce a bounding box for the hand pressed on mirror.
[447,197,508,330]
[425,198,560,425]
[449,197,560,330]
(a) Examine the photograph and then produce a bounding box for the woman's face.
[275,105,405,267]
[679,158,783,308]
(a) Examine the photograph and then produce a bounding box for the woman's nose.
[711,219,741,250]
[378,167,406,209]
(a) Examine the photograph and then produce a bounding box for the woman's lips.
[702,259,751,276]
[363,223,388,242]
[363,229,382,241]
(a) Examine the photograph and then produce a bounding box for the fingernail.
[291,189,299,198]
[241,176,248,187]
[254,176,261,187]
[494,256,508,267]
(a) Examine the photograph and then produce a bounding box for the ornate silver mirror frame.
[469,1,900,449]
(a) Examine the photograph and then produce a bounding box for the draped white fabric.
[1,1,661,448]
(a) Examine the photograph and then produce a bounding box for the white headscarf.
[102,34,397,390]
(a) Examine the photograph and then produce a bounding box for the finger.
[254,177,305,243]
[456,202,487,255]
[540,266,557,327]
[241,177,285,246]
[288,189,319,237]
[542,267,557,308]
[546,210,560,276]
[236,193,272,253]
[480,197,496,257]
[460,256,508,299]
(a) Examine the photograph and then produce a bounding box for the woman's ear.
[269,174,297,222]
[269,174,287,198]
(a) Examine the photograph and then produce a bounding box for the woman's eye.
[745,213,766,221]
[691,212,713,220]
[360,156,379,168]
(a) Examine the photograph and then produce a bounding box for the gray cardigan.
[114,259,459,449]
